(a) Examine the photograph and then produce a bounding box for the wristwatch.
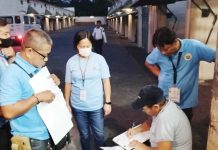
[105,102,112,105]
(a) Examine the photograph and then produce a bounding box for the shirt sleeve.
[65,59,72,83]
[99,56,110,79]
[92,28,96,38]
[194,40,216,62]
[146,48,160,65]
[101,27,107,43]
[0,68,22,105]
[154,117,174,142]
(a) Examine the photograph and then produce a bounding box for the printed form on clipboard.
[112,125,150,150]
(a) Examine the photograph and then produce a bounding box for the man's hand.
[127,127,138,139]
[35,90,55,103]
[50,74,60,86]
[1,47,15,57]
[130,140,148,150]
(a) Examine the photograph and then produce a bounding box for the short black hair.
[152,27,177,47]
[97,20,101,24]
[73,30,94,50]
[0,18,8,27]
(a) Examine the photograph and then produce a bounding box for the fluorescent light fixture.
[116,11,122,15]
[122,8,133,14]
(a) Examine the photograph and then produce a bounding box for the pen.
[132,122,135,128]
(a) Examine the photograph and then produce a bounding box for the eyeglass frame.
[26,47,48,61]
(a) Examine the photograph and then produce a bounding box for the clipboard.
[112,125,150,150]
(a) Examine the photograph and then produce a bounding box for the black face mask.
[0,38,13,48]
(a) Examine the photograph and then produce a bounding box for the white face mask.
[78,48,92,57]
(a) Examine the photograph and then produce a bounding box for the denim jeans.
[30,138,50,150]
[72,108,104,150]
[0,122,12,150]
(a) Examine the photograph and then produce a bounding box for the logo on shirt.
[185,53,192,61]
[93,66,99,70]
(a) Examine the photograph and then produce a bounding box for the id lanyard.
[13,61,34,78]
[168,52,182,84]
[79,56,90,87]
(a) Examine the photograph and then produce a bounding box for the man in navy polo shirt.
[0,28,60,150]
[144,27,216,120]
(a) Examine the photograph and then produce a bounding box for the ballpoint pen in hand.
[132,122,135,128]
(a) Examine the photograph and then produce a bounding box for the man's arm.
[102,28,107,43]
[1,90,54,119]
[1,96,39,119]
[130,140,172,150]
[127,119,151,138]
[144,61,160,77]
[157,141,172,150]
[0,108,3,117]
[92,28,96,38]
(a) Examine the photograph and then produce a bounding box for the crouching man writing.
[128,85,192,150]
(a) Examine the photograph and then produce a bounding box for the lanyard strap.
[169,52,182,84]
[13,61,34,78]
[79,56,90,87]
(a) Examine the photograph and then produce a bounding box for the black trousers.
[93,39,104,55]
[182,108,193,121]
[0,122,12,150]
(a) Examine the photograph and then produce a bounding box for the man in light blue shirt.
[144,27,216,120]
[0,18,15,150]
[0,28,59,150]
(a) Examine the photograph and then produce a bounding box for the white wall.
[0,0,74,16]
[74,17,107,25]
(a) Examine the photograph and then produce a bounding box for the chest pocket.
[88,64,101,79]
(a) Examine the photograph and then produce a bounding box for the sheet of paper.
[113,125,150,150]
[29,67,73,144]
[100,146,124,150]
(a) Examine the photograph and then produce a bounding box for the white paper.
[29,67,73,144]
[100,146,124,150]
[113,125,150,150]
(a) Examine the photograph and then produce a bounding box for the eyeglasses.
[27,47,48,61]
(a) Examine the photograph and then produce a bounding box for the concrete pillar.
[112,19,114,29]
[137,7,142,47]
[207,31,218,150]
[108,19,111,28]
[147,6,158,52]
[115,18,118,32]
[63,17,66,28]
[131,16,137,42]
[44,17,50,31]
[188,0,218,80]
[128,14,132,40]
[49,19,53,31]
[113,18,116,31]
[55,18,59,30]
[119,16,123,35]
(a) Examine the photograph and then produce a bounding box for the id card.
[168,86,180,103]
[80,90,87,101]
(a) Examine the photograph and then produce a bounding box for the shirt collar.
[14,52,39,75]
[177,38,184,52]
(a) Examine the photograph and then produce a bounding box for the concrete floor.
[47,25,211,150]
